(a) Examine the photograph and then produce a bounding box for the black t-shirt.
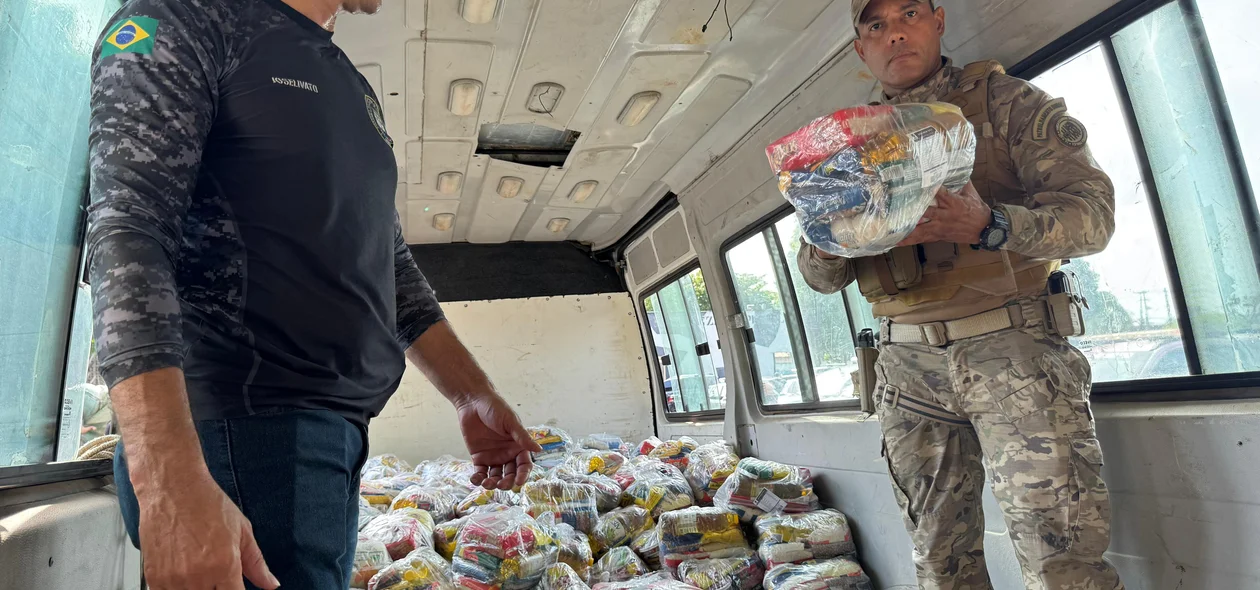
[87,0,444,425]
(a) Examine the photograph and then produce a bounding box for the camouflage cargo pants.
[875,322,1124,590]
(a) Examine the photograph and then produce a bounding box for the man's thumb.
[240,524,280,589]
[512,423,543,453]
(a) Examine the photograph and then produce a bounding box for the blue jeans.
[115,409,368,590]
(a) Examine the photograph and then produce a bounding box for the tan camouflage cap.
[852,0,932,29]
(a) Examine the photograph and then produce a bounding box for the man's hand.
[896,182,991,247]
[139,473,279,590]
[455,394,543,490]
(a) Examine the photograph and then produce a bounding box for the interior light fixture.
[498,176,524,199]
[547,218,571,233]
[568,180,598,204]
[436,171,463,194]
[460,0,498,24]
[448,79,483,116]
[432,213,455,231]
[616,91,661,127]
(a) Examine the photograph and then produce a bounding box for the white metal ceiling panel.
[357,64,383,104]
[547,147,636,209]
[404,199,462,244]
[523,208,593,242]
[405,139,476,199]
[403,0,425,30]
[942,0,1034,52]
[626,239,659,287]
[499,0,637,127]
[640,0,755,45]
[415,40,494,139]
[765,0,835,31]
[573,213,622,243]
[612,74,751,211]
[650,210,691,269]
[425,0,512,38]
[583,52,709,147]
[403,39,426,138]
[468,158,549,243]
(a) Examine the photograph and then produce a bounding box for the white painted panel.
[583,52,710,147]
[425,0,507,38]
[404,199,462,244]
[942,0,1036,53]
[573,213,623,244]
[499,0,637,127]
[523,208,592,242]
[548,147,636,209]
[403,39,427,137]
[640,0,755,45]
[468,158,550,243]
[417,40,494,138]
[1,488,143,590]
[404,0,425,30]
[357,63,384,104]
[764,0,835,32]
[369,295,655,462]
[406,139,476,199]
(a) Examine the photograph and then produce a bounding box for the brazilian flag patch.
[101,17,160,57]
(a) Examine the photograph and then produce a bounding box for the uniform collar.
[883,57,958,105]
[261,0,336,40]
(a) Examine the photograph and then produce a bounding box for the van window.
[643,268,725,417]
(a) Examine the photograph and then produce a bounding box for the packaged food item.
[580,433,625,452]
[648,437,698,470]
[623,460,694,518]
[530,426,576,468]
[676,550,765,590]
[433,515,468,560]
[762,558,873,590]
[553,467,623,513]
[522,480,600,534]
[592,506,654,554]
[452,508,560,590]
[683,443,740,506]
[713,458,820,522]
[592,571,701,590]
[541,563,593,590]
[353,534,394,588]
[636,437,664,457]
[362,476,423,509]
[629,526,662,571]
[755,510,856,569]
[362,508,436,560]
[368,547,456,590]
[658,507,750,571]
[363,454,413,481]
[591,546,651,583]
[391,485,462,523]
[537,513,596,582]
[562,449,628,477]
[458,487,521,517]
[360,495,384,531]
[765,103,977,257]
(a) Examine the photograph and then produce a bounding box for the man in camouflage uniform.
[797,1,1124,588]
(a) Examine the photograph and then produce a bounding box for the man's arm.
[796,239,857,294]
[994,77,1117,259]
[90,1,275,587]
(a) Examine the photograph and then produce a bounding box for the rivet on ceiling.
[617,91,662,127]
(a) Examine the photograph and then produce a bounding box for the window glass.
[643,294,682,413]
[1113,3,1260,374]
[1031,44,1190,381]
[0,0,120,467]
[726,232,810,406]
[1196,0,1260,201]
[644,270,725,415]
[775,217,859,401]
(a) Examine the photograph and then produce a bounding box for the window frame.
[639,262,727,423]
[720,204,863,415]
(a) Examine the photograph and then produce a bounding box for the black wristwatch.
[974,207,1010,251]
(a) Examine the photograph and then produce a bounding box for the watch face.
[985,228,1008,249]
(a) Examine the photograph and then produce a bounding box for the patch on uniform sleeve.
[1054,115,1088,148]
[1030,98,1067,141]
[101,17,160,57]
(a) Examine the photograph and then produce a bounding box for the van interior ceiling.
[2,0,1259,589]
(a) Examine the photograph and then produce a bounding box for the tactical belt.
[880,298,1050,347]
[881,386,971,426]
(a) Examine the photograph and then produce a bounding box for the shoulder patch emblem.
[1031,98,1067,141]
[101,17,160,57]
[1054,116,1088,148]
[365,95,394,148]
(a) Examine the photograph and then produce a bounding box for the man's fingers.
[511,422,543,454]
[239,522,280,589]
[513,451,534,488]
[469,466,489,486]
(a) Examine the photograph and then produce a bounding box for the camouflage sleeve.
[393,213,446,348]
[87,0,223,388]
[796,239,856,294]
[992,75,1116,260]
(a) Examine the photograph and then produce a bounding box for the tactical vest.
[853,60,1060,319]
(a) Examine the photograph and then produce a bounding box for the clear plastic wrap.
[591,546,651,583]
[647,437,698,470]
[713,458,820,522]
[433,515,468,561]
[762,558,873,590]
[362,475,425,509]
[622,460,695,518]
[530,425,576,468]
[683,443,740,506]
[636,437,663,457]
[353,534,394,588]
[553,467,624,513]
[561,449,628,477]
[360,495,384,531]
[458,487,521,517]
[657,507,750,570]
[452,508,560,590]
[414,456,479,493]
[755,510,856,569]
[367,547,457,590]
[362,508,437,560]
[391,485,462,523]
[765,103,977,258]
[579,433,625,452]
[522,480,600,534]
[591,572,701,590]
[676,549,765,590]
[541,563,594,590]
[534,515,596,582]
[363,454,413,481]
[629,526,662,571]
[592,506,654,554]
